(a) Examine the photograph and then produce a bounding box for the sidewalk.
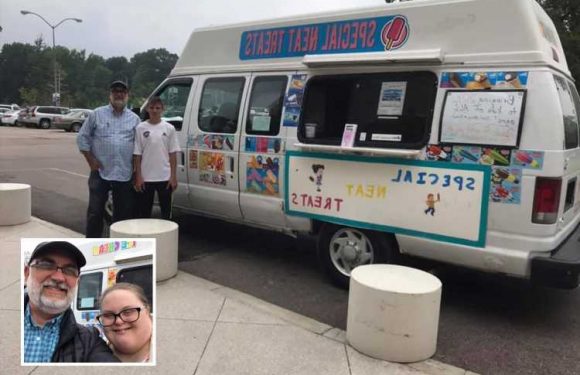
[0,217,474,375]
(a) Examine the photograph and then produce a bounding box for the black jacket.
[24,294,119,363]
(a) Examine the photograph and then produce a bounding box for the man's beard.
[27,277,76,315]
[111,98,127,109]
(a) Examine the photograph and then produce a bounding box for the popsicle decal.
[511,150,544,170]
[381,16,409,50]
[239,15,411,60]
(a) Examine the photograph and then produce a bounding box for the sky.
[0,0,385,59]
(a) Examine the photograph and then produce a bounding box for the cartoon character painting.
[309,164,325,192]
[424,193,440,216]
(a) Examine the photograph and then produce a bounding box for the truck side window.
[198,77,245,134]
[76,272,103,310]
[150,79,194,131]
[300,72,437,149]
[554,75,579,149]
[245,76,288,136]
[567,81,580,148]
[116,265,153,312]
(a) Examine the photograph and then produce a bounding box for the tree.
[129,48,178,102]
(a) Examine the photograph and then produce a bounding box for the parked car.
[0,109,24,126]
[53,109,92,132]
[19,106,70,129]
[0,104,20,112]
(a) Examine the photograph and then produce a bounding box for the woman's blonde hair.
[100,282,150,311]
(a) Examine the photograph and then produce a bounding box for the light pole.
[20,10,82,106]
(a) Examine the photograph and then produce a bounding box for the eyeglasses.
[111,89,128,94]
[97,307,142,327]
[30,260,80,278]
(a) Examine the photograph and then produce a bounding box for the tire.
[71,123,82,133]
[317,223,398,288]
[39,119,51,129]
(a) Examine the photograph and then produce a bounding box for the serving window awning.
[302,49,444,67]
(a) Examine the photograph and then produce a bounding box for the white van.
[142,0,580,288]
[71,239,154,329]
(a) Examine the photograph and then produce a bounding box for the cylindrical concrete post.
[110,219,179,282]
[347,264,442,363]
[0,183,31,226]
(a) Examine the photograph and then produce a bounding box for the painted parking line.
[0,167,88,179]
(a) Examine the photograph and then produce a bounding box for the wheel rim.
[329,228,374,277]
[40,120,49,129]
[72,124,81,132]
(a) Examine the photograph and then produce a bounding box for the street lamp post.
[20,10,82,106]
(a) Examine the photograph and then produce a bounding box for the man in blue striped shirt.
[23,241,117,362]
[77,81,140,237]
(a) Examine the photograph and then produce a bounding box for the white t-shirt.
[134,120,181,182]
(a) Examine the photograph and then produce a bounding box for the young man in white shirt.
[133,97,180,219]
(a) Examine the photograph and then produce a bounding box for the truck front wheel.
[317,223,397,288]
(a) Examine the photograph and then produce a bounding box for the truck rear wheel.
[317,223,397,288]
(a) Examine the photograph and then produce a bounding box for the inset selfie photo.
[21,238,156,365]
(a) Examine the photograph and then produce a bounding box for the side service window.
[198,77,245,134]
[245,76,288,136]
[117,265,153,312]
[554,75,579,149]
[149,79,194,131]
[76,272,103,311]
[299,72,437,149]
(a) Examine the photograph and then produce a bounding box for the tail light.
[532,178,562,224]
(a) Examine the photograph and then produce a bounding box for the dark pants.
[86,171,134,238]
[135,181,173,220]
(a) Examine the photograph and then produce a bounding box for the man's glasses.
[97,307,142,327]
[30,260,80,278]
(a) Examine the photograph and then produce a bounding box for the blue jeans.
[86,171,134,238]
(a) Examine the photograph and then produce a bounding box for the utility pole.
[20,11,82,106]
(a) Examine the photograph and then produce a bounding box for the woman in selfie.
[96,283,153,362]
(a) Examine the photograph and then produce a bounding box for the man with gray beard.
[23,241,118,362]
[78,80,140,237]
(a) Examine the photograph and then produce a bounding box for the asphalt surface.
[1,127,579,374]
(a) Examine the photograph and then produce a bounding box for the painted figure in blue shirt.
[77,80,140,237]
[23,241,117,362]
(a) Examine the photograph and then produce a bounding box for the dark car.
[53,109,92,132]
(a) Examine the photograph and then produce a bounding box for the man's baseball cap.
[28,241,87,269]
[110,80,129,91]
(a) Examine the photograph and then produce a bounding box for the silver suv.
[21,106,70,129]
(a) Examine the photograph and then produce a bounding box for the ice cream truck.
[71,239,154,329]
[139,0,580,288]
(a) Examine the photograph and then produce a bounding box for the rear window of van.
[554,76,580,149]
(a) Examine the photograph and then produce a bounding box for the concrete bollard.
[346,264,442,363]
[110,219,179,282]
[0,183,31,226]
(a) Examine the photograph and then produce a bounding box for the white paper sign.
[80,297,95,309]
[377,82,407,116]
[341,124,357,148]
[252,115,271,131]
[286,152,490,246]
[440,90,525,146]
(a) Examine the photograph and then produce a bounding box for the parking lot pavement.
[1,217,472,375]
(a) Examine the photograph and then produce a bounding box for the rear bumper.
[531,221,580,289]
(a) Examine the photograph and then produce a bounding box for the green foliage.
[0,44,177,108]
